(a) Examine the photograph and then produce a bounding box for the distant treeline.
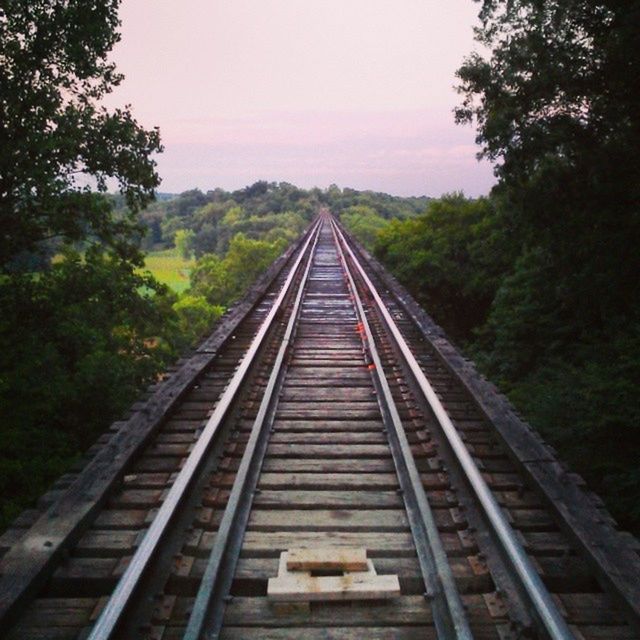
[110,181,428,256]
[134,182,429,349]
[112,182,429,347]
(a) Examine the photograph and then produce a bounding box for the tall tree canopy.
[415,1,640,529]
[374,3,640,532]
[0,0,162,270]
[456,0,640,330]
[0,1,168,529]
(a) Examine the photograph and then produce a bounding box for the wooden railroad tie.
[267,547,400,607]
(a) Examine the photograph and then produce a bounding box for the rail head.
[331,218,576,640]
[330,220,474,640]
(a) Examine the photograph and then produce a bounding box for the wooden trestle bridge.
[0,213,638,639]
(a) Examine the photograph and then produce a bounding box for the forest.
[1,0,639,536]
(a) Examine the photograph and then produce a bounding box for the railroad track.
[1,212,639,639]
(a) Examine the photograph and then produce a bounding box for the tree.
[340,205,388,249]
[456,0,640,330]
[375,195,512,341]
[189,254,235,306]
[0,0,162,270]
[189,234,286,308]
[453,1,640,532]
[0,1,169,529]
[0,249,178,528]
[223,233,286,298]
[172,294,223,346]
[175,229,195,260]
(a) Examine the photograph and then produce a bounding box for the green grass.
[143,248,194,293]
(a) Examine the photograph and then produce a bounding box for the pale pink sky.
[106,0,495,197]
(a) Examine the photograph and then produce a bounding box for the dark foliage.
[0,0,162,269]
[0,1,169,529]
[0,251,178,525]
[456,0,640,332]
[375,2,640,532]
[376,194,515,341]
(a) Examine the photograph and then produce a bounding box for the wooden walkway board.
[286,547,368,571]
[267,548,400,603]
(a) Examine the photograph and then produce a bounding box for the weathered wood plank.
[250,489,457,510]
[289,335,360,344]
[221,594,495,626]
[131,457,182,472]
[255,473,400,490]
[196,531,473,558]
[259,458,396,473]
[268,432,386,445]
[51,557,122,583]
[280,388,375,402]
[289,360,367,368]
[286,367,370,379]
[93,510,150,529]
[74,530,140,558]
[268,420,384,432]
[4,597,97,627]
[190,531,419,558]
[268,573,401,602]
[109,489,164,508]
[120,472,174,487]
[265,444,392,458]
[219,627,438,640]
[275,408,381,420]
[292,350,364,359]
[242,509,409,531]
[285,547,368,572]
[245,470,445,491]
[251,490,404,510]
[283,377,372,387]
[517,531,573,555]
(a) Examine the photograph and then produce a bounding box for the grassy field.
[143,248,194,293]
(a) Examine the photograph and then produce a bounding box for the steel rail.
[331,222,474,639]
[183,217,322,640]
[87,219,322,640]
[331,219,576,640]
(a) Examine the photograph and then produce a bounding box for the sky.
[105,0,496,198]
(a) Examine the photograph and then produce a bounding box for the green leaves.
[172,294,223,347]
[189,233,286,308]
[375,194,512,342]
[0,0,162,269]
[0,250,179,528]
[0,1,168,529]
[340,205,389,249]
[447,0,640,531]
[457,0,640,329]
